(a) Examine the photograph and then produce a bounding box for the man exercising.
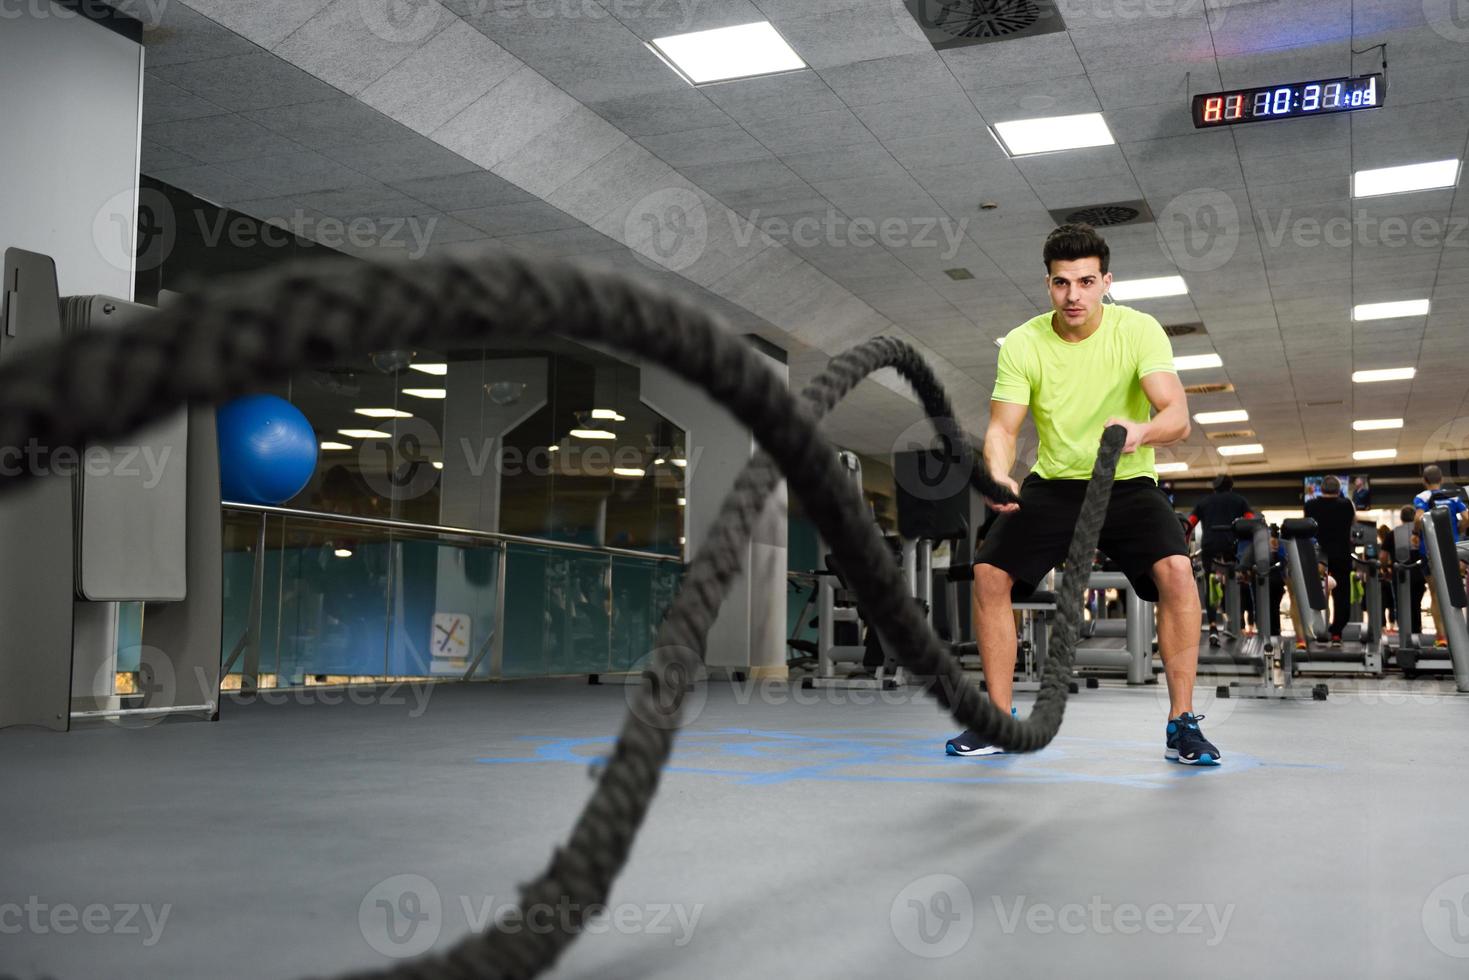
[945,224,1220,765]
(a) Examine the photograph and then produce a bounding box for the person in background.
[1414,465,1469,647]
[1352,477,1371,510]
[1185,474,1254,647]
[1303,474,1356,646]
[1393,505,1425,641]
[1378,527,1396,634]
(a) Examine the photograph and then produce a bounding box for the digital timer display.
[1191,74,1385,128]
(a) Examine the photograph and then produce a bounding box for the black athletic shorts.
[974,474,1189,602]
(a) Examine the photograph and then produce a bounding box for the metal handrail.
[221,501,684,564]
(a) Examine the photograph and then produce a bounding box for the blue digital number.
[1253,90,1271,116]
[1272,87,1291,114]
[1301,84,1321,111]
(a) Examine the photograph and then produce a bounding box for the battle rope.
[0,255,1125,978]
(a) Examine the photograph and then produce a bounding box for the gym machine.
[1277,517,1383,676]
[0,248,223,731]
[1418,497,1469,692]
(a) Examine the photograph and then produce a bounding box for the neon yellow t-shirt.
[993,304,1176,482]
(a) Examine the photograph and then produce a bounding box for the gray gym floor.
[3,675,1468,980]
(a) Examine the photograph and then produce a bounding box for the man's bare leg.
[974,562,1019,713]
[1152,554,1202,719]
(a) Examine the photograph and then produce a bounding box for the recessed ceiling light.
[1353,418,1404,431]
[1352,159,1461,198]
[590,408,626,422]
[672,458,687,467]
[355,408,411,418]
[1155,462,1189,473]
[338,428,391,439]
[1109,276,1189,301]
[1193,409,1249,424]
[569,428,617,440]
[1175,353,1223,371]
[648,21,806,86]
[613,467,646,478]
[1352,367,1416,383]
[1353,299,1430,321]
[334,548,353,558]
[1218,443,1264,457]
[1353,449,1398,461]
[319,441,353,451]
[403,388,446,399]
[677,497,687,505]
[408,363,447,376]
[991,112,1116,156]
[548,445,559,452]
[430,461,444,470]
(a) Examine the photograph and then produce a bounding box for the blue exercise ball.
[217,394,319,505]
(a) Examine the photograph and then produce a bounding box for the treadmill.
[1412,492,1469,691]
[1277,517,1383,676]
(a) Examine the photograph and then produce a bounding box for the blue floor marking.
[475,728,1335,790]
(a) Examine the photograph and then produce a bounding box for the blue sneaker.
[1166,712,1222,766]
[946,707,1019,757]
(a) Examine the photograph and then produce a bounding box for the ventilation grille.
[1050,200,1155,228]
[902,0,1065,49]
[1163,322,1206,337]
[1207,429,1256,440]
[1185,382,1236,395]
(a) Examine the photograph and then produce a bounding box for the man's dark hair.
[1044,223,1110,275]
[1424,464,1443,486]
[1401,504,1415,523]
[1323,475,1341,495]
[1212,474,1233,493]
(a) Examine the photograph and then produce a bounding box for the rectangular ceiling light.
[320,441,353,451]
[408,363,448,376]
[590,409,626,422]
[1155,462,1189,473]
[1352,159,1461,198]
[612,467,646,478]
[1353,418,1404,431]
[1352,367,1416,383]
[1353,299,1430,321]
[338,428,391,439]
[1193,409,1249,424]
[1353,449,1398,461]
[1218,443,1264,457]
[648,21,806,85]
[1110,276,1189,301]
[403,388,446,399]
[1175,353,1223,371]
[991,113,1116,156]
[569,428,616,440]
[355,408,411,418]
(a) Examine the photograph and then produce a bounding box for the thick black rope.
[0,255,1124,978]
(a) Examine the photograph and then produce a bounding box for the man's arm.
[983,400,1028,513]
[1107,370,1191,454]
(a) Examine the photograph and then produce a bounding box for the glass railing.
[221,504,683,690]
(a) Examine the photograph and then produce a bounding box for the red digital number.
[1203,97,1223,123]
[1225,94,1244,120]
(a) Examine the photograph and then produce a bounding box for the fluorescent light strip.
[649,21,806,85]
[1353,299,1430,321]
[408,363,447,376]
[672,458,687,467]
[1110,276,1189,301]
[1217,444,1264,457]
[338,428,391,439]
[431,461,444,470]
[1193,409,1249,425]
[1155,462,1189,474]
[612,467,646,478]
[991,112,1116,156]
[1174,353,1223,371]
[1353,418,1403,431]
[1353,449,1398,461]
[402,388,446,399]
[590,409,626,422]
[334,549,353,558]
[319,441,353,451]
[1352,159,1461,198]
[355,408,411,419]
[1352,368,1416,383]
[569,429,616,440]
